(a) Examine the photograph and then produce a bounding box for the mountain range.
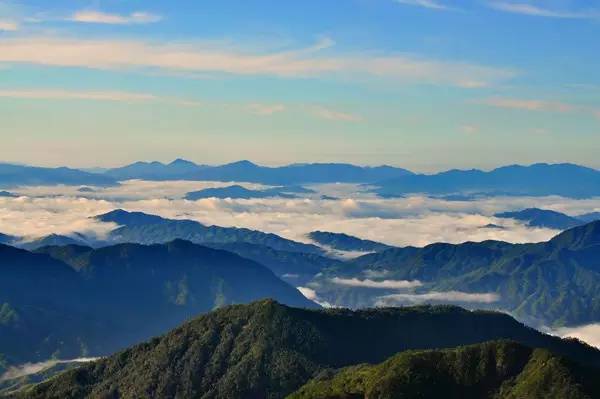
[94,209,323,255]
[5,161,600,200]
[495,208,598,230]
[0,164,116,188]
[14,300,600,399]
[104,159,414,185]
[185,184,314,200]
[309,221,600,327]
[0,241,315,377]
[373,163,600,198]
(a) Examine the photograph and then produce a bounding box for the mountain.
[104,160,414,184]
[19,234,90,251]
[0,164,116,188]
[0,191,16,198]
[495,208,584,230]
[0,242,316,376]
[185,184,314,200]
[373,163,600,198]
[18,300,600,399]
[308,231,393,252]
[578,212,600,223]
[290,340,600,399]
[0,234,15,245]
[205,242,344,284]
[309,221,600,327]
[95,209,324,254]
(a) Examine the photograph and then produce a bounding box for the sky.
[0,0,599,171]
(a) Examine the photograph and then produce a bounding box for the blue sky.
[0,0,599,171]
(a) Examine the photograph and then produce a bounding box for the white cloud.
[481,97,574,112]
[395,0,449,10]
[246,103,286,116]
[3,181,599,246]
[331,277,422,289]
[488,2,600,19]
[376,291,500,305]
[554,324,600,349]
[0,37,516,87]
[0,20,18,31]
[70,10,162,25]
[0,357,99,382]
[312,106,363,122]
[0,89,201,107]
[297,286,335,307]
[461,124,480,135]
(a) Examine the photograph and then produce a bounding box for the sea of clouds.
[2,180,599,246]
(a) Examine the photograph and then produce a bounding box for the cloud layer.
[330,277,422,289]
[0,37,515,87]
[376,291,500,305]
[3,180,599,245]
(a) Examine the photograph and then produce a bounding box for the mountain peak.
[168,158,197,167]
[94,209,166,226]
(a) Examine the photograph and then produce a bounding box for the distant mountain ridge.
[18,300,600,399]
[495,208,600,230]
[104,159,414,184]
[185,184,314,200]
[374,163,600,198]
[0,163,116,188]
[94,209,324,255]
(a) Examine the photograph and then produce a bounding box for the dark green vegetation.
[308,231,393,252]
[495,208,586,230]
[289,340,600,399]
[311,221,600,327]
[0,242,316,374]
[95,209,323,254]
[185,184,314,200]
[374,163,600,198]
[0,164,116,188]
[104,159,413,184]
[16,300,600,399]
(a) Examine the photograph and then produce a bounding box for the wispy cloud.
[481,97,574,112]
[553,324,600,349]
[395,0,449,10]
[0,20,18,31]
[312,106,363,122]
[330,277,422,289]
[461,124,480,135]
[376,291,500,305]
[488,2,600,19]
[69,10,162,25]
[481,97,600,120]
[0,37,516,87]
[0,89,201,107]
[246,103,286,116]
[0,358,99,382]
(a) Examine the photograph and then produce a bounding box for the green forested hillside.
[18,300,600,399]
[289,340,600,399]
